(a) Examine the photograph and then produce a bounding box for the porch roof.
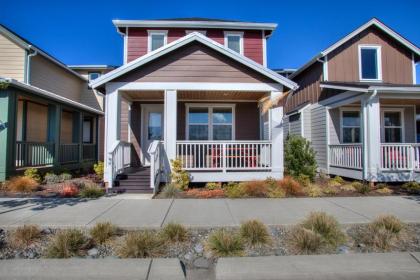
[320,81,420,93]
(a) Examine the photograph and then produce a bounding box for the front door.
[141,104,164,165]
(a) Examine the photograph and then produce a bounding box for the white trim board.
[90,32,298,90]
[224,31,244,55]
[358,44,383,82]
[147,30,168,52]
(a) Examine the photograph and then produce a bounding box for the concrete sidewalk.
[0,196,420,228]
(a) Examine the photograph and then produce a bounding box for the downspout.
[25,46,38,84]
[362,89,377,181]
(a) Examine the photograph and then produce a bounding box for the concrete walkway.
[0,196,420,228]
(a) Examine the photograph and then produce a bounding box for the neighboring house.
[0,24,104,181]
[273,69,296,79]
[90,18,298,193]
[284,18,420,183]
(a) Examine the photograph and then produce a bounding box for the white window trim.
[147,30,168,52]
[381,108,405,143]
[358,44,382,82]
[185,103,236,140]
[340,108,361,144]
[224,31,244,55]
[186,30,207,36]
[412,53,417,85]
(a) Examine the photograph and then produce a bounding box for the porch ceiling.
[380,98,420,106]
[121,90,268,101]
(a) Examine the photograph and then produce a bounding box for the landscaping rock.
[193,257,210,269]
[337,245,349,254]
[194,243,203,254]
[184,252,193,261]
[88,248,99,258]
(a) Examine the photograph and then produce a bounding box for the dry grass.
[90,222,118,244]
[305,184,323,197]
[160,183,181,198]
[376,187,393,195]
[241,181,269,197]
[45,229,89,258]
[322,185,339,196]
[287,226,323,254]
[161,223,189,243]
[206,229,244,257]
[372,215,404,235]
[117,231,165,258]
[239,220,271,246]
[267,186,286,198]
[352,182,371,194]
[10,225,41,248]
[5,176,39,193]
[278,176,304,196]
[340,184,356,192]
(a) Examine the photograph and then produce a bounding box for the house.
[90,18,298,193]
[0,24,105,180]
[284,18,420,183]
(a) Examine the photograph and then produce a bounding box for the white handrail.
[108,141,131,186]
[148,140,162,192]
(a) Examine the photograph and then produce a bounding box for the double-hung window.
[359,45,382,81]
[187,105,234,140]
[148,30,168,52]
[341,110,361,143]
[224,32,243,54]
[383,111,403,143]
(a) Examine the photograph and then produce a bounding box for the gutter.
[24,46,38,84]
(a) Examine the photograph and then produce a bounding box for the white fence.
[109,141,131,185]
[329,144,363,170]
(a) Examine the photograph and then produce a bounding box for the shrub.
[296,174,310,187]
[375,183,389,190]
[284,135,317,181]
[59,173,72,181]
[59,182,79,197]
[44,172,61,184]
[207,229,244,257]
[186,189,225,198]
[90,222,117,244]
[288,226,323,254]
[117,231,164,258]
[323,185,338,196]
[278,176,304,196]
[224,182,247,198]
[205,182,221,190]
[161,223,188,243]
[11,225,41,248]
[160,183,181,198]
[305,184,323,197]
[329,176,345,187]
[301,212,346,249]
[402,182,420,194]
[352,182,371,194]
[5,176,39,193]
[376,187,393,195]
[372,215,404,235]
[79,184,105,198]
[93,161,104,179]
[45,229,89,258]
[340,184,356,192]
[239,220,271,246]
[242,181,268,197]
[24,168,41,183]
[170,159,190,190]
[267,186,286,198]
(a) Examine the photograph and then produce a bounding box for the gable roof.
[0,24,87,81]
[90,32,298,90]
[290,18,420,79]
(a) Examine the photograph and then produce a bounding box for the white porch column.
[362,92,381,182]
[164,89,177,173]
[104,84,121,185]
[270,91,284,179]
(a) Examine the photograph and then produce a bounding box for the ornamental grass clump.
[242,181,269,197]
[207,229,244,257]
[23,168,41,183]
[305,184,323,197]
[79,183,105,198]
[288,226,323,254]
[161,223,189,243]
[117,231,165,258]
[90,222,118,245]
[352,182,371,194]
[45,229,89,258]
[11,225,41,248]
[160,183,181,198]
[278,176,304,196]
[5,176,39,193]
[224,182,247,198]
[239,220,271,246]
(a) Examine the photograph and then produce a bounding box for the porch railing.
[148,140,163,191]
[59,143,80,164]
[109,141,131,185]
[175,141,272,171]
[329,144,363,170]
[380,144,416,170]
[15,141,55,168]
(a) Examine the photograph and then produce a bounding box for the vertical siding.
[310,104,328,170]
[0,33,25,81]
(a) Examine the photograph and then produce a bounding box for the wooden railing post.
[222,143,227,173]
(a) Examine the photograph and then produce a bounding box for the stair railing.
[109,141,131,187]
[148,140,163,192]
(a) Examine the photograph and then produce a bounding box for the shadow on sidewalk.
[0,197,97,213]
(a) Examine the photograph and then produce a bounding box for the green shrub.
[117,231,164,258]
[170,159,190,190]
[284,135,317,181]
[11,225,41,248]
[161,223,188,243]
[224,182,247,198]
[93,161,104,179]
[402,182,420,194]
[205,182,221,190]
[79,183,105,198]
[24,168,41,183]
[288,226,323,254]
[90,222,117,244]
[329,176,345,187]
[352,182,371,194]
[207,229,244,257]
[239,220,271,246]
[375,183,389,190]
[45,229,88,258]
[160,183,181,198]
[59,173,72,181]
[44,173,61,184]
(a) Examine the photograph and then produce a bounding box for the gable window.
[187,105,235,140]
[88,72,100,82]
[382,110,403,143]
[359,45,382,81]
[148,30,168,52]
[341,110,361,143]
[224,32,243,54]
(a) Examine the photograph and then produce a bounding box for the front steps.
[113,167,153,194]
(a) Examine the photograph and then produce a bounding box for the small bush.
[5,176,39,193]
[160,183,181,198]
[207,229,244,257]
[45,229,89,258]
[352,182,370,194]
[117,231,164,258]
[402,182,420,194]
[205,182,221,190]
[267,186,286,198]
[305,184,323,197]
[242,181,268,197]
[59,173,72,181]
[170,159,190,190]
[372,215,404,235]
[24,168,41,183]
[376,187,393,195]
[11,225,41,248]
[93,161,104,179]
[44,173,61,184]
[224,182,247,198]
[79,183,105,198]
[161,223,188,243]
[296,174,310,187]
[288,226,323,254]
[375,183,389,190]
[284,135,317,181]
[240,220,271,246]
[90,222,117,244]
[278,176,304,196]
[329,176,345,186]
[59,182,79,197]
[323,185,339,196]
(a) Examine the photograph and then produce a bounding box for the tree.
[284,135,317,181]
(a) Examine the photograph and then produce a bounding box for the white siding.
[289,113,302,136]
[329,107,340,145]
[310,104,328,171]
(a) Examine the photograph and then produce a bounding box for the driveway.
[0,196,420,228]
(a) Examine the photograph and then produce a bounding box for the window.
[359,45,382,81]
[341,110,361,143]
[224,32,243,54]
[187,105,234,140]
[83,118,93,143]
[383,111,403,143]
[148,31,168,52]
[88,72,100,82]
[148,112,162,140]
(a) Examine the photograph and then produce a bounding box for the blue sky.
[2,0,419,81]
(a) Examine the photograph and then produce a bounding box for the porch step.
[114,167,152,194]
